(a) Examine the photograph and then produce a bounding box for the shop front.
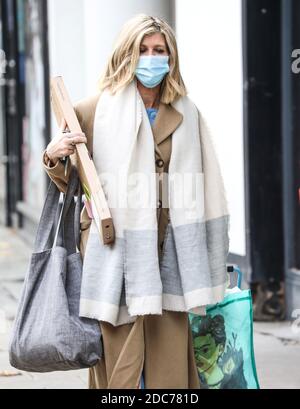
[0,0,50,239]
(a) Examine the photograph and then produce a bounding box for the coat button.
[156,159,164,168]
[157,199,162,208]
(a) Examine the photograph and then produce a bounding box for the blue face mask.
[135,55,170,88]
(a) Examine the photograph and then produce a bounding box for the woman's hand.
[46,118,87,165]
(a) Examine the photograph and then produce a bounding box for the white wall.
[175,0,245,256]
[47,0,86,103]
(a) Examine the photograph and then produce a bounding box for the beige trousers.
[88,310,201,389]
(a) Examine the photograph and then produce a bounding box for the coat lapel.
[152,102,183,146]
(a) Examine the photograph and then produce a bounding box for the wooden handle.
[50,76,115,245]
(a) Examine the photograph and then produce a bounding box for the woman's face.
[139,32,169,57]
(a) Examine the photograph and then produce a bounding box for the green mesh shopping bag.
[189,266,260,389]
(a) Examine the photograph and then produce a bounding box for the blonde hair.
[97,14,187,104]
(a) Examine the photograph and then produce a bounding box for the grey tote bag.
[9,165,102,372]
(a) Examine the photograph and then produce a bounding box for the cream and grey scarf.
[79,80,230,326]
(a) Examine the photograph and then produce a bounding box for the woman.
[42,14,230,389]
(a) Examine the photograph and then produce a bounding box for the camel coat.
[42,93,200,389]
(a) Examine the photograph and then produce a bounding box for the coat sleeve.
[41,105,84,195]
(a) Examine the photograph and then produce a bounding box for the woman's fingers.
[64,134,87,145]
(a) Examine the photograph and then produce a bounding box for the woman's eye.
[139,48,166,54]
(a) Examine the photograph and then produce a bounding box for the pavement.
[0,226,300,389]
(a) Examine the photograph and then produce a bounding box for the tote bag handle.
[33,165,82,254]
